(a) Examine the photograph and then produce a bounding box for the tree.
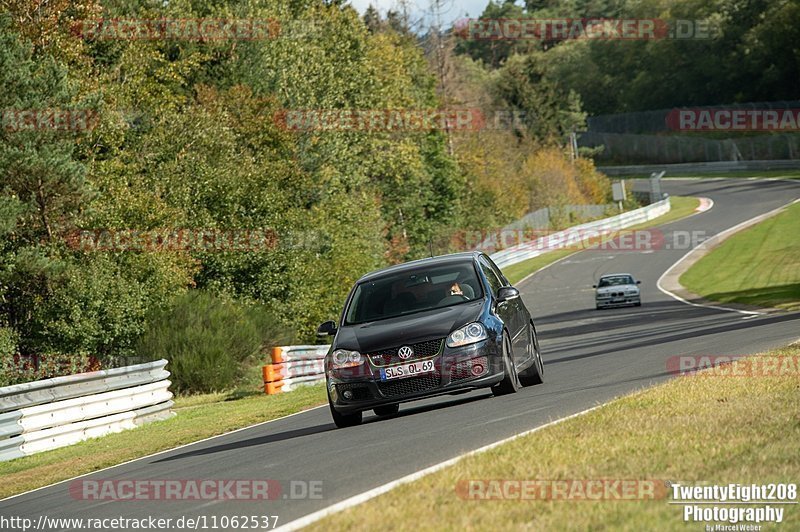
[454,0,532,68]
[363,4,382,33]
[495,53,586,143]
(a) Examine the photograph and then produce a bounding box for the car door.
[478,257,527,368]
[490,256,533,367]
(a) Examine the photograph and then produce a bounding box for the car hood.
[597,284,638,294]
[335,299,485,353]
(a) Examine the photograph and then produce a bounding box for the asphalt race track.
[2,179,800,530]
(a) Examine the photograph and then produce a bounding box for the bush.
[0,327,18,387]
[136,291,291,394]
[0,330,95,388]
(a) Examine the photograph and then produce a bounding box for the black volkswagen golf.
[317,252,544,428]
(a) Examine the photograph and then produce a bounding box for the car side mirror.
[592,284,597,288]
[317,320,337,338]
[636,280,641,285]
[497,286,520,302]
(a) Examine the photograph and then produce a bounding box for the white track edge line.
[277,404,603,531]
[656,197,800,316]
[0,404,327,503]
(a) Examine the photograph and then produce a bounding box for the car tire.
[374,404,399,417]
[329,397,362,428]
[596,304,602,310]
[634,301,642,307]
[519,322,544,386]
[492,333,520,396]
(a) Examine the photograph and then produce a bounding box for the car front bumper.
[327,340,504,414]
[596,295,640,307]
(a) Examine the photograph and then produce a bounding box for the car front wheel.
[329,396,362,428]
[492,333,520,396]
[519,321,544,386]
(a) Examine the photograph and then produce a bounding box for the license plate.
[380,359,435,381]
[612,298,624,303]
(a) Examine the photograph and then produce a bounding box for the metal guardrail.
[0,360,173,462]
[489,198,671,269]
[598,160,800,176]
[0,360,170,410]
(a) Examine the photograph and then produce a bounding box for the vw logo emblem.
[398,346,414,359]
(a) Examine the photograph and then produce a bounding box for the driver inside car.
[448,281,474,300]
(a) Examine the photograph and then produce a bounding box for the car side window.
[479,259,503,295]
[487,259,509,287]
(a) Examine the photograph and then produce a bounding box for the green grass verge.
[681,201,800,311]
[502,249,576,285]
[0,383,327,499]
[309,344,800,531]
[503,197,701,285]
[626,196,700,229]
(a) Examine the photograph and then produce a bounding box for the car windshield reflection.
[598,276,634,287]
[344,263,484,325]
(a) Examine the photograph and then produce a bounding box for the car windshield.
[598,275,634,287]
[344,262,484,325]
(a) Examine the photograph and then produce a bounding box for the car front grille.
[367,338,444,366]
[377,373,441,397]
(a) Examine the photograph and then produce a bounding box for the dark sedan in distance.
[317,252,544,428]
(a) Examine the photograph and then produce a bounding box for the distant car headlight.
[331,349,363,368]
[446,322,488,348]
[625,289,639,295]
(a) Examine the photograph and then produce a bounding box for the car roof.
[357,252,482,283]
[599,273,635,278]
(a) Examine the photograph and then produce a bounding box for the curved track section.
[2,179,800,529]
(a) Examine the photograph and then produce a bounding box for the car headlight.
[331,349,363,369]
[446,322,487,348]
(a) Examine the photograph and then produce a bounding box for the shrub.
[0,327,18,387]
[0,330,95,388]
[136,291,291,394]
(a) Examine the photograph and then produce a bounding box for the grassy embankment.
[681,201,800,311]
[310,344,800,530]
